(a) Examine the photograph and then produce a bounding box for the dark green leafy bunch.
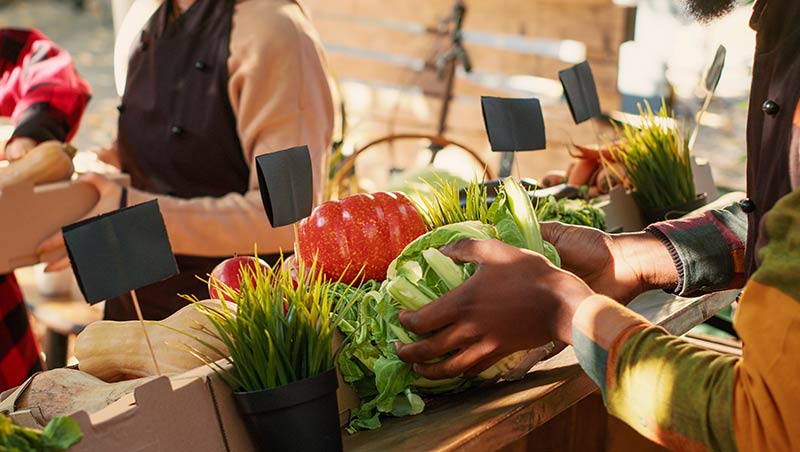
[0,415,82,452]
[611,101,696,211]
[536,196,606,230]
[184,256,360,392]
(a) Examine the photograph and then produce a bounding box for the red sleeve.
[0,28,91,143]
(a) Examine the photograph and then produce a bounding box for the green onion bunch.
[187,256,358,392]
[611,102,696,211]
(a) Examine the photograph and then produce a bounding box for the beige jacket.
[125,0,334,257]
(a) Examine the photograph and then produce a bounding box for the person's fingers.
[540,221,567,245]
[44,257,72,273]
[412,341,497,380]
[438,238,499,265]
[463,350,508,378]
[395,324,478,364]
[398,279,475,335]
[36,232,65,256]
[4,137,36,161]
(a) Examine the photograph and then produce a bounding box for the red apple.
[208,256,269,301]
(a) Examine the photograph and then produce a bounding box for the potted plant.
[188,256,356,452]
[609,102,706,223]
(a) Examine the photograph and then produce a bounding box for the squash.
[0,140,76,188]
[75,300,233,382]
[11,369,155,425]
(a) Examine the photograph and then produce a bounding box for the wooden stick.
[688,92,713,152]
[130,289,161,375]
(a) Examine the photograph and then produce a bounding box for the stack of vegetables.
[324,178,561,432]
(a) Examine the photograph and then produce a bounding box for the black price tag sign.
[63,200,178,304]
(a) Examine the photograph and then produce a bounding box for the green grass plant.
[610,102,696,211]
[181,256,359,392]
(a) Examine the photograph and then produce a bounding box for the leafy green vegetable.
[535,196,606,230]
[337,178,561,432]
[0,414,82,452]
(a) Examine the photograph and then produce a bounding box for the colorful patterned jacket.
[571,2,800,449]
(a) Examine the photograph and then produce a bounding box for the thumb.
[439,238,488,265]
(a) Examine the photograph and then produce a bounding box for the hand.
[37,173,123,272]
[540,222,677,304]
[395,239,594,380]
[96,139,121,169]
[3,137,37,161]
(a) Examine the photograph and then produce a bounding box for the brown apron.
[112,0,258,320]
[744,0,800,275]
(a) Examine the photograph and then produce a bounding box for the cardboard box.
[2,361,359,452]
[0,180,98,274]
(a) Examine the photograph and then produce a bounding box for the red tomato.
[295,192,427,282]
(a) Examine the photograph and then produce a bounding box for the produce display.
[74,300,231,382]
[0,141,76,189]
[295,191,427,282]
[335,178,561,432]
[0,414,81,452]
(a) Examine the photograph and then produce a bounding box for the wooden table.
[14,266,103,369]
[343,289,739,451]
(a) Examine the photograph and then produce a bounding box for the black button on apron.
[171,125,184,136]
[739,198,756,213]
[762,100,780,115]
[194,60,207,70]
[116,104,124,112]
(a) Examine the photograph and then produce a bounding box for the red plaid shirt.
[1,28,89,390]
[1,28,90,144]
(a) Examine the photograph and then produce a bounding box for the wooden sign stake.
[130,289,161,375]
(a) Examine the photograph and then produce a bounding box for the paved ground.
[0,0,750,190]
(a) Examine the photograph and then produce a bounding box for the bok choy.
[337,177,560,432]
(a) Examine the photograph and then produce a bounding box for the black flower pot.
[233,368,342,452]
[641,193,708,224]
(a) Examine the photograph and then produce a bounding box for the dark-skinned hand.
[395,238,594,380]
[540,222,677,304]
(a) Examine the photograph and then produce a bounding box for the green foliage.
[611,102,696,211]
[186,256,360,392]
[0,415,82,452]
[337,178,562,432]
[535,196,606,231]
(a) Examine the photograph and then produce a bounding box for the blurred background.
[0,0,755,192]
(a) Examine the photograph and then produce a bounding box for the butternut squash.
[0,140,76,189]
[75,300,233,382]
[11,369,155,425]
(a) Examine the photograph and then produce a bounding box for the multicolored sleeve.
[572,188,800,452]
[645,202,747,296]
[0,28,91,143]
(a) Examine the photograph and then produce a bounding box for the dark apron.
[111,0,253,320]
[744,0,800,276]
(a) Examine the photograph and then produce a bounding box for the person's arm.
[0,28,90,159]
[645,202,747,295]
[573,189,800,452]
[124,0,335,256]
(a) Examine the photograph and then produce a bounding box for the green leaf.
[42,417,82,451]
